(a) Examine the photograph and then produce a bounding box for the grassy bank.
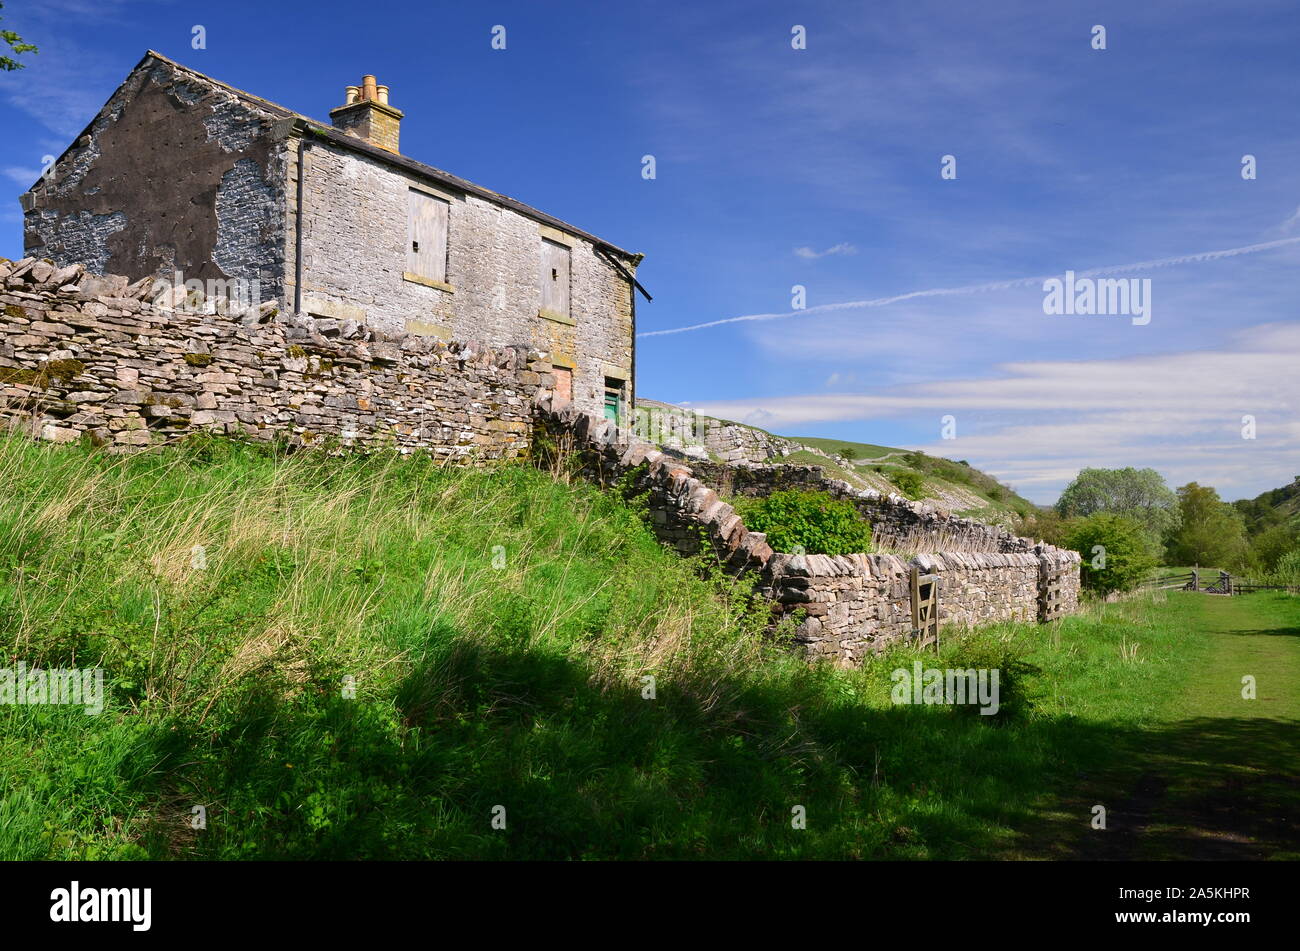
[1,436,1293,859]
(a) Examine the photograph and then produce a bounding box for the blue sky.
[2,0,1298,503]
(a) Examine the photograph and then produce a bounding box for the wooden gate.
[1204,570,1233,595]
[910,567,939,650]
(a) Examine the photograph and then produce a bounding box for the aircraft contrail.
[637,236,1300,338]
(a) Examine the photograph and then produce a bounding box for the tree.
[1066,513,1156,595]
[1056,467,1179,543]
[1019,508,1081,549]
[1247,519,1300,574]
[1270,549,1300,587]
[1,2,38,71]
[1167,483,1249,569]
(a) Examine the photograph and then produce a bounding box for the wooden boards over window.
[541,238,570,319]
[408,189,449,284]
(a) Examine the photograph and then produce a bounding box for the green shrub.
[889,470,926,500]
[735,488,872,555]
[937,632,1042,724]
[1065,513,1156,595]
[1268,549,1300,586]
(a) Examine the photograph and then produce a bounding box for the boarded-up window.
[408,190,449,283]
[541,238,570,317]
[553,366,572,404]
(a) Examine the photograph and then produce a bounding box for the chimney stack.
[329,75,403,154]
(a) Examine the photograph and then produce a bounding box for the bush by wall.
[735,488,873,556]
[1066,513,1156,595]
[889,470,926,500]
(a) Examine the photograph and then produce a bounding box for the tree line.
[1021,467,1300,595]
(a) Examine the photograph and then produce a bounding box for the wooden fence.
[1233,581,1300,595]
[1137,570,1196,592]
[1139,568,1299,597]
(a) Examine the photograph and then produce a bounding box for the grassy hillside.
[1234,476,1300,532]
[6,435,1291,860]
[796,436,1034,519]
[640,401,1034,521]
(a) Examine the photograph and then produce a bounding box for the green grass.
[1010,589,1300,859]
[789,435,899,460]
[1,435,1296,859]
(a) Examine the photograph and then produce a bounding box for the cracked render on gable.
[21,58,289,302]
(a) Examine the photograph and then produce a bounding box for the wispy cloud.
[0,1,159,141]
[794,242,857,259]
[640,236,1300,337]
[693,322,1300,502]
[2,167,43,188]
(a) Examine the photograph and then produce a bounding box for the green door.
[603,390,620,425]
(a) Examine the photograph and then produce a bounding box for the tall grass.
[0,435,1247,859]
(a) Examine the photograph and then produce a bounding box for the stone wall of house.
[538,401,1083,663]
[22,52,636,426]
[0,259,550,457]
[287,136,635,421]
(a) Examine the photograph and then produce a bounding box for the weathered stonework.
[538,401,1083,664]
[290,144,635,418]
[23,58,289,302]
[21,51,641,425]
[636,398,805,463]
[0,260,549,458]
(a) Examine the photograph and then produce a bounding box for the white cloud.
[0,1,162,141]
[794,243,857,259]
[3,167,43,188]
[641,236,1300,338]
[693,322,1300,503]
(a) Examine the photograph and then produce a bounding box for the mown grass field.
[1,435,1295,860]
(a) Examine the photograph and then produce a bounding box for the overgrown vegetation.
[888,469,926,501]
[3,435,1293,860]
[733,488,873,555]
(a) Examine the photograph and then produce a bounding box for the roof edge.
[145,50,642,262]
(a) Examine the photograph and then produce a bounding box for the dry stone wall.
[636,398,817,463]
[0,258,1081,666]
[691,460,1033,554]
[0,258,551,457]
[539,401,1083,664]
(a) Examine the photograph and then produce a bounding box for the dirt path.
[1021,592,1300,860]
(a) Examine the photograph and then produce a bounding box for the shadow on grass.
[1007,716,1300,861]
[120,640,1300,861]
[1208,627,1300,639]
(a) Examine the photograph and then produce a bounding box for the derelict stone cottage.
[5,53,1084,661]
[19,51,645,423]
